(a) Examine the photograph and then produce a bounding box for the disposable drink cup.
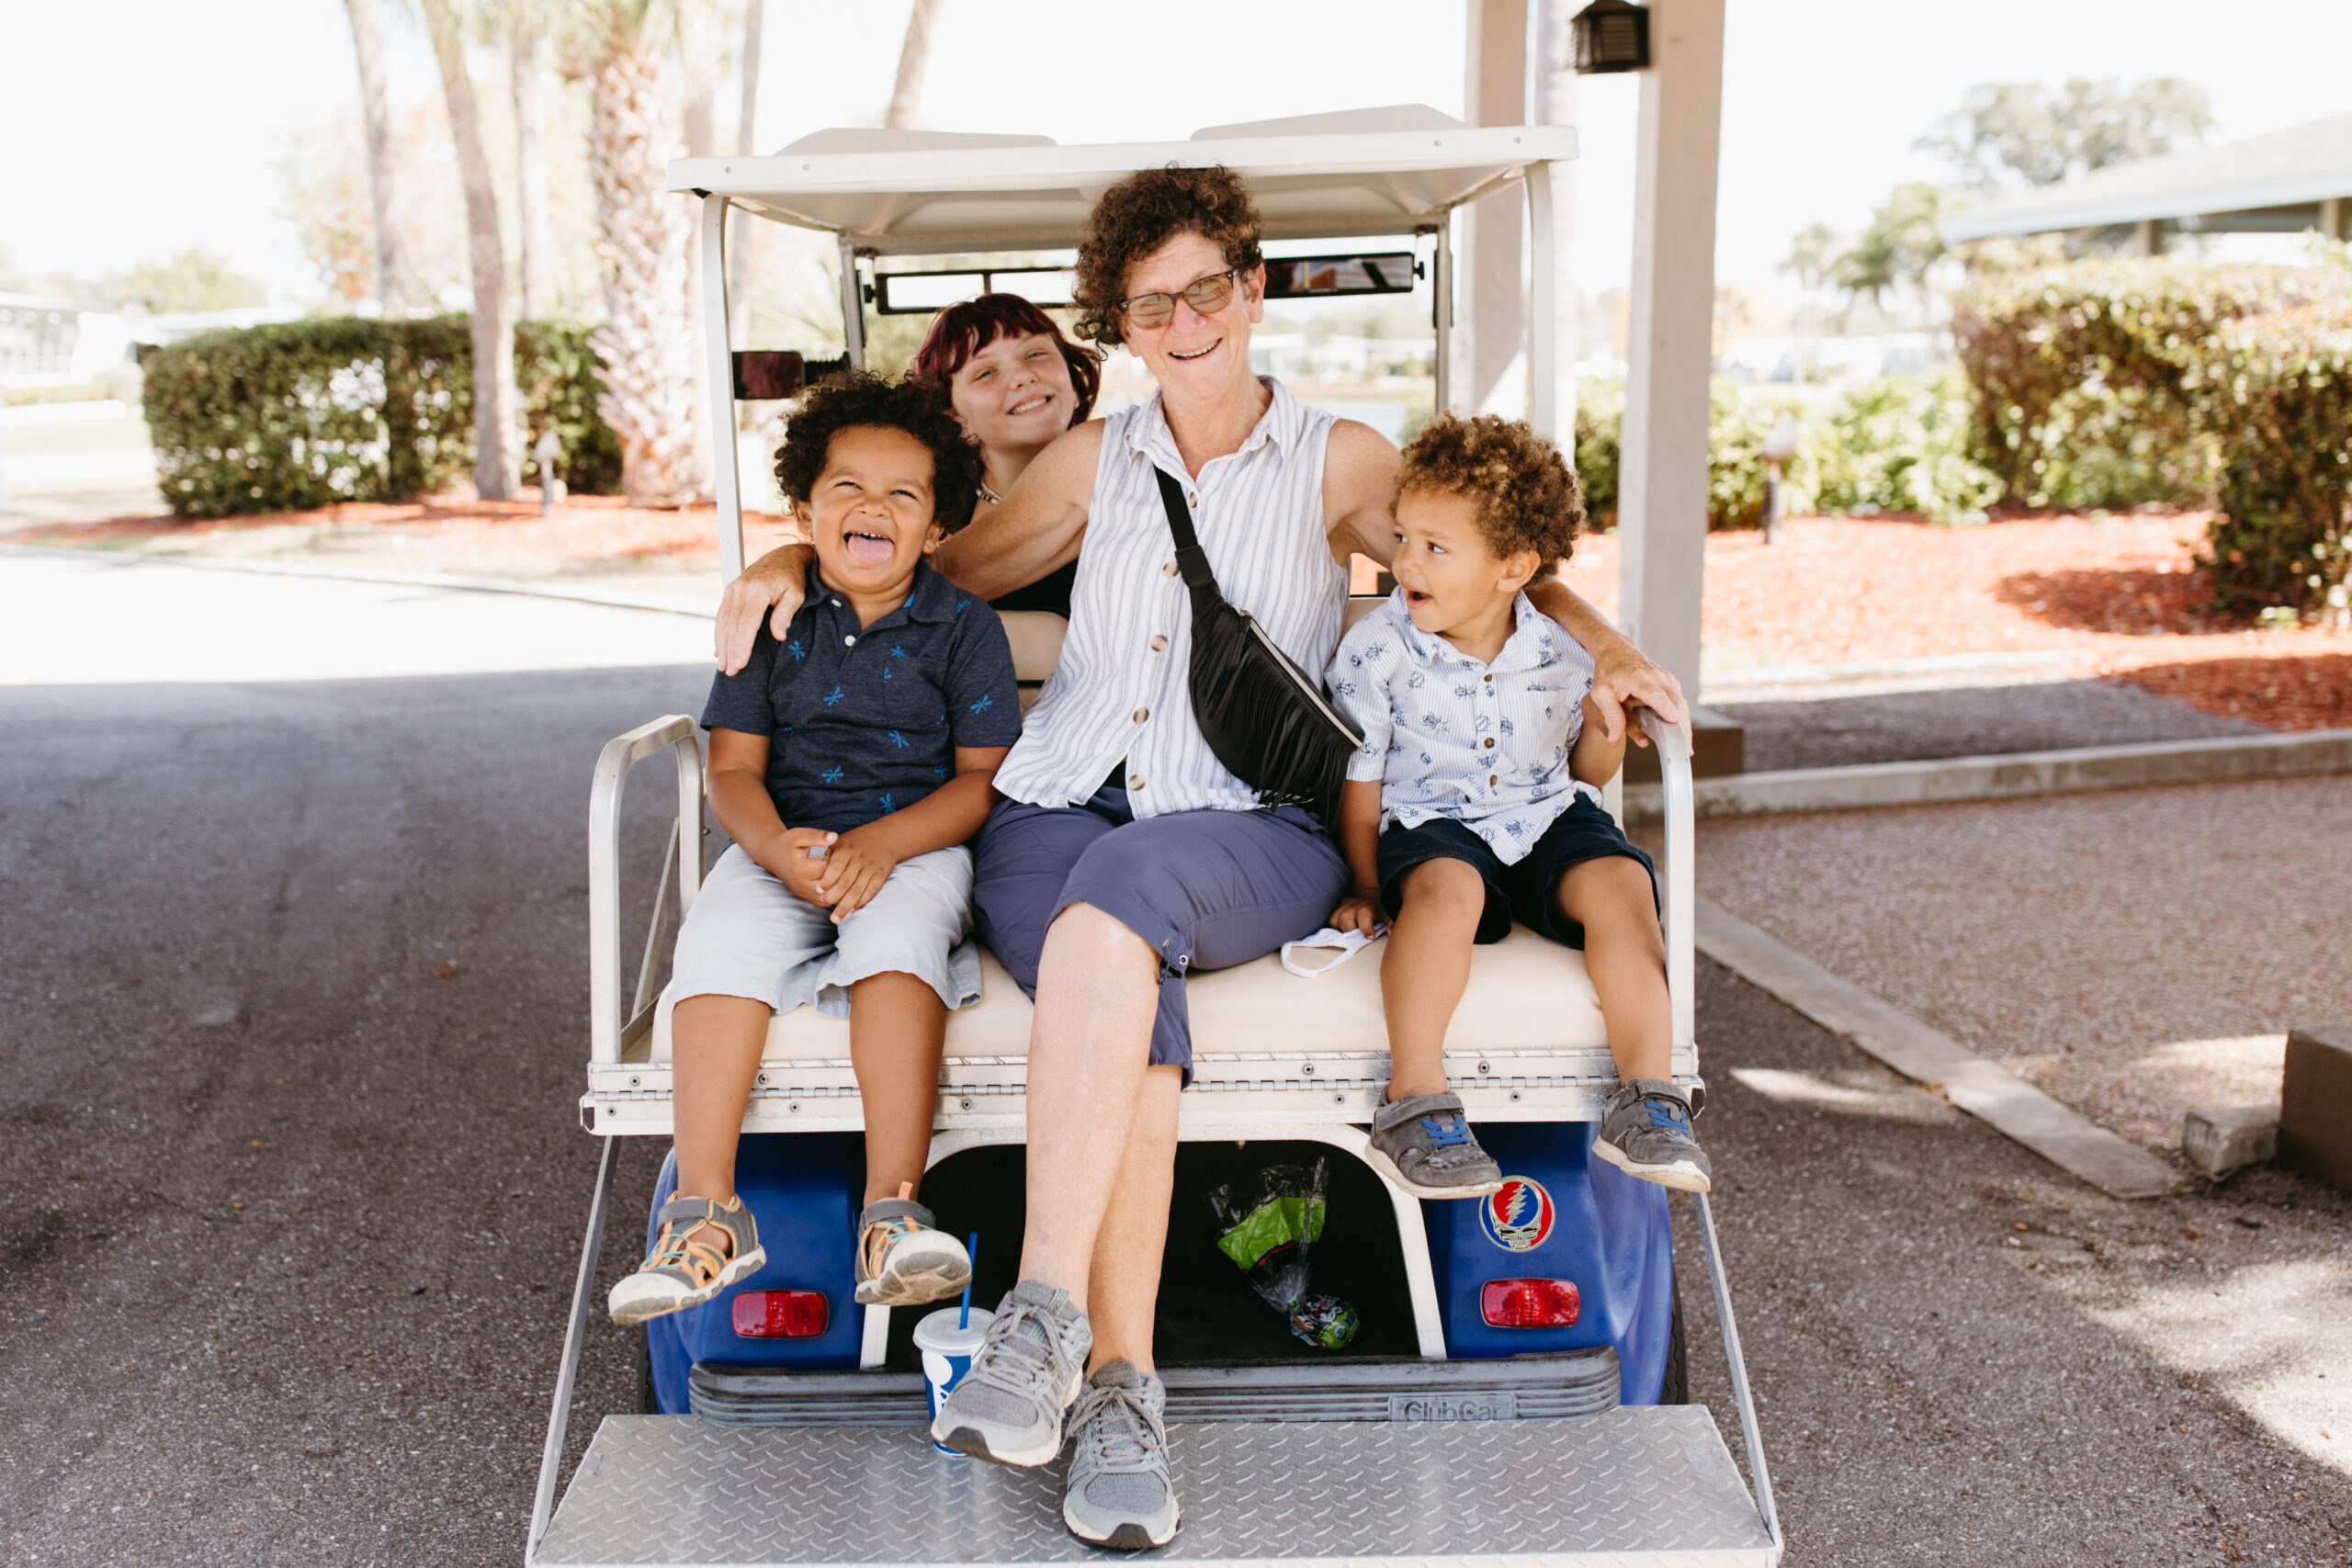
[913,1306,992,1455]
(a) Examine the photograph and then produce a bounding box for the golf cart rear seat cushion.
[648,923,1608,1065]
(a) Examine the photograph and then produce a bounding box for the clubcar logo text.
[1479,1177,1555,1252]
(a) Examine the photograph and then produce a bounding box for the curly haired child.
[1324,413,1711,1198]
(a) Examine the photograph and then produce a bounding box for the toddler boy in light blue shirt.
[1325,414,1711,1198]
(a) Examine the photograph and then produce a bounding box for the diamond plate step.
[690,1352,1621,1427]
[533,1407,1778,1567]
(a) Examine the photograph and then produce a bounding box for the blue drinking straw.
[959,1232,979,1330]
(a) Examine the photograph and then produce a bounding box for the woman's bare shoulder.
[1322,417,1403,525]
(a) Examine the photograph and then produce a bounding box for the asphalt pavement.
[1,557,2346,1566]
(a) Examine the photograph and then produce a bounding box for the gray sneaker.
[1594,1078,1713,1191]
[1063,1359,1180,1551]
[931,1279,1091,1467]
[1364,1090,1504,1198]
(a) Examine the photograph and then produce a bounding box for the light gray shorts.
[669,842,982,1021]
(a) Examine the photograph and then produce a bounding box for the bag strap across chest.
[1153,468,1226,620]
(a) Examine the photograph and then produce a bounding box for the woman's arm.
[716,544,813,677]
[933,421,1101,601]
[1521,580,1689,747]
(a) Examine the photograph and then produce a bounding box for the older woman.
[715,166,1685,1550]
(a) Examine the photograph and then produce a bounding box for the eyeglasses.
[1118,268,1243,331]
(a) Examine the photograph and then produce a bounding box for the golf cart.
[528,106,1781,1567]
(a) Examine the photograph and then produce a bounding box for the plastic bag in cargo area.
[1206,1158,1359,1350]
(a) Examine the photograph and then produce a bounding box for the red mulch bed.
[1550,513,2352,732]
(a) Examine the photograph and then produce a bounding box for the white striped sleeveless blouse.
[993,378,1344,817]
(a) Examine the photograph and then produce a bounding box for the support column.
[1457,0,1528,416]
[1532,0,1581,447]
[1619,0,1724,701]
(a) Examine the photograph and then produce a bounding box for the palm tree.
[887,0,944,130]
[568,0,706,506]
[340,0,407,315]
[512,0,553,322]
[421,0,519,501]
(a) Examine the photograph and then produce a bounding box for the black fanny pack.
[1153,468,1361,823]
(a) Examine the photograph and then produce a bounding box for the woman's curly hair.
[1070,164,1265,347]
[773,370,986,535]
[1396,414,1587,566]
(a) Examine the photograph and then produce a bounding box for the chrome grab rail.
[587,716,705,1065]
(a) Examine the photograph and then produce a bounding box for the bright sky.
[5,0,2349,310]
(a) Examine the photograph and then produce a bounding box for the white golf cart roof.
[671,106,1576,581]
[667,104,1574,251]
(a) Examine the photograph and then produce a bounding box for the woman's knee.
[1043,900,1159,975]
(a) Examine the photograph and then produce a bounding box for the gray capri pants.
[669,842,983,1021]
[972,775,1348,1077]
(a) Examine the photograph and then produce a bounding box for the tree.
[727,0,765,326]
[422,0,519,501]
[1832,183,1946,326]
[887,0,944,130]
[341,0,408,314]
[1917,78,2213,193]
[110,250,268,313]
[569,0,707,506]
[512,0,553,322]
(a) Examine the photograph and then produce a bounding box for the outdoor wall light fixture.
[1571,0,1650,73]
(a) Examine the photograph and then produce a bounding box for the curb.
[1625,728,2352,820]
[0,543,719,620]
[1694,897,2177,1199]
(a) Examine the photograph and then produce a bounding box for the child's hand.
[814,827,900,922]
[1330,891,1384,938]
[763,827,839,906]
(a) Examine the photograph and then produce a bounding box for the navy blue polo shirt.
[701,561,1021,833]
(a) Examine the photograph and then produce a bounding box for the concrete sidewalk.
[1681,776,2352,1160]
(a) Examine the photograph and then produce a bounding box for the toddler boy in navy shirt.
[610,373,1021,1327]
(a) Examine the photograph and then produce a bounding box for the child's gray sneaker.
[853,1190,970,1307]
[1594,1078,1713,1191]
[1063,1359,1180,1551]
[1365,1090,1504,1198]
[931,1279,1091,1467]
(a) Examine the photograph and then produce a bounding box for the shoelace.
[1070,1382,1166,1471]
[652,1216,730,1284]
[966,1302,1069,1398]
[1420,1111,1472,1148]
[862,1213,919,1275]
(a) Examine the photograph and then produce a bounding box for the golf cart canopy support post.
[675,107,1574,584]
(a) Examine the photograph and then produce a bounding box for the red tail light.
[1480,1278,1579,1327]
[731,1289,829,1338]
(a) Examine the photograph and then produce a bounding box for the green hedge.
[141,315,620,518]
[1574,368,1998,532]
[1955,261,2352,615]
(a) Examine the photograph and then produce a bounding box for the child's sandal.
[608,1193,766,1326]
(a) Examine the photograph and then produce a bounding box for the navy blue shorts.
[1374,795,1657,950]
[973,776,1348,1077]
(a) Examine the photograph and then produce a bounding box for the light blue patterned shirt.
[1325,589,1599,864]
